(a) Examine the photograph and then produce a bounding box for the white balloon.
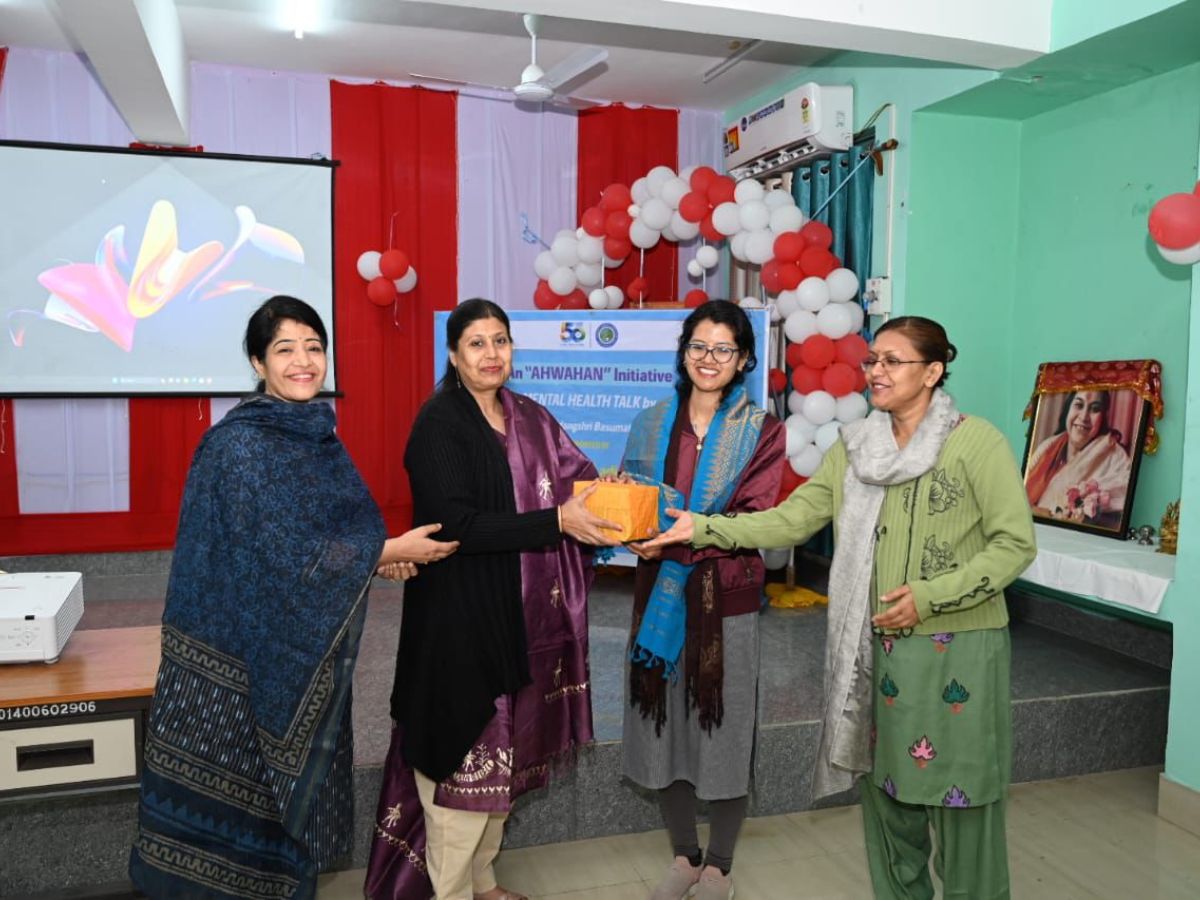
[734,178,764,204]
[605,285,625,308]
[797,276,831,312]
[551,234,579,267]
[787,391,807,415]
[575,262,602,287]
[696,245,720,269]
[577,227,587,239]
[836,392,869,422]
[534,250,558,280]
[603,255,623,269]
[687,259,704,278]
[548,266,577,296]
[763,189,795,210]
[769,205,805,234]
[640,197,673,231]
[738,296,763,309]
[729,231,750,262]
[826,268,860,303]
[678,164,698,183]
[817,302,854,339]
[815,420,842,452]
[744,229,776,265]
[1158,242,1200,265]
[661,223,679,243]
[774,289,800,319]
[847,301,865,334]
[670,211,701,241]
[738,200,770,232]
[627,203,641,218]
[577,235,604,265]
[396,267,418,293]
[629,219,662,249]
[588,288,609,309]
[555,228,576,241]
[783,309,819,343]
[356,250,381,281]
[768,302,782,323]
[785,413,818,453]
[630,177,651,205]
[761,547,791,570]
[802,391,837,426]
[790,443,824,477]
[646,164,677,196]
[711,202,742,236]
[661,177,691,209]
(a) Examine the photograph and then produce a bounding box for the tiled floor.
[318,767,1200,899]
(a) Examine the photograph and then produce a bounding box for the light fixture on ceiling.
[285,0,319,40]
[702,38,763,84]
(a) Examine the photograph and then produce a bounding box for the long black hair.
[437,298,512,392]
[243,295,328,392]
[674,300,758,397]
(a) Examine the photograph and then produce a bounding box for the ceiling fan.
[410,13,608,110]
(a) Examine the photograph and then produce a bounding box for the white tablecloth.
[1018,524,1175,615]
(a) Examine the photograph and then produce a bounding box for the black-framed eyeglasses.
[860,356,931,373]
[685,342,738,364]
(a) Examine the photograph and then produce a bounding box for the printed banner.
[433,309,771,473]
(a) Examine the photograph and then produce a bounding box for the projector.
[0,572,85,664]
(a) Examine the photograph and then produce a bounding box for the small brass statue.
[1159,500,1180,555]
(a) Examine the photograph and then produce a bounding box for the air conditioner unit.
[724,83,854,180]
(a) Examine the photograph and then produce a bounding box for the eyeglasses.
[860,356,931,373]
[685,342,738,364]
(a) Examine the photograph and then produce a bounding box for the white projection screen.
[0,141,336,396]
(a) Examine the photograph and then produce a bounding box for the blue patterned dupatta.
[130,397,385,900]
[622,384,764,677]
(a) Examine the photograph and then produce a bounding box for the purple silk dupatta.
[365,390,596,900]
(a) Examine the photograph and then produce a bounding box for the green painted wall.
[1051,0,1184,50]
[725,54,995,314]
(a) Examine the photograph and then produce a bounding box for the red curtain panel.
[331,82,458,533]
[577,104,679,303]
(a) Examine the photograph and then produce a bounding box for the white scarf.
[813,388,961,799]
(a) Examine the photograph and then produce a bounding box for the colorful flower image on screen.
[8,200,304,352]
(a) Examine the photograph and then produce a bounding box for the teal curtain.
[789,138,875,561]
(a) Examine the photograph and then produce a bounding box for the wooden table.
[0,626,161,799]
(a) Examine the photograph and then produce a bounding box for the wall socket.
[864,276,891,315]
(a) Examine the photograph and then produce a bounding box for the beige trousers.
[414,769,507,900]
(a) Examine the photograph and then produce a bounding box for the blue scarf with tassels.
[622,383,764,678]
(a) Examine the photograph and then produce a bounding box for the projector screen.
[0,141,335,396]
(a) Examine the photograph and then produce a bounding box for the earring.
[455,367,462,388]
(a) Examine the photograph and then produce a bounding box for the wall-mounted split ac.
[724,83,854,180]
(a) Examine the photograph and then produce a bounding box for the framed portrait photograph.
[1021,384,1151,538]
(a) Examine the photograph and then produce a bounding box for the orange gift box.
[572,481,660,542]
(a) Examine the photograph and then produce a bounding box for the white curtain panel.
[677,107,728,302]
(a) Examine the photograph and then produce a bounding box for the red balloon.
[604,235,632,260]
[835,334,870,368]
[760,259,784,294]
[768,367,787,394]
[785,341,806,370]
[822,362,858,397]
[1148,187,1200,249]
[699,215,724,243]
[690,166,719,193]
[626,276,649,302]
[366,276,397,306]
[800,247,838,278]
[791,365,823,394]
[777,466,807,504]
[581,206,608,237]
[706,176,736,206]
[560,288,590,310]
[533,279,559,309]
[678,191,711,223]
[379,249,410,280]
[605,209,633,239]
[854,367,868,393]
[600,183,633,212]
[799,220,834,249]
[684,289,708,308]
[778,261,803,291]
[799,334,836,369]
[773,232,805,263]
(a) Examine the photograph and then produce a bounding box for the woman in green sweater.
[644,316,1036,900]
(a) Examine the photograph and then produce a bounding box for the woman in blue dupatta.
[129,296,458,900]
[621,301,785,900]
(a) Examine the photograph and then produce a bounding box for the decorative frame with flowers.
[1020,384,1151,539]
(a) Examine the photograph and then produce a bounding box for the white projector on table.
[0,572,85,664]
